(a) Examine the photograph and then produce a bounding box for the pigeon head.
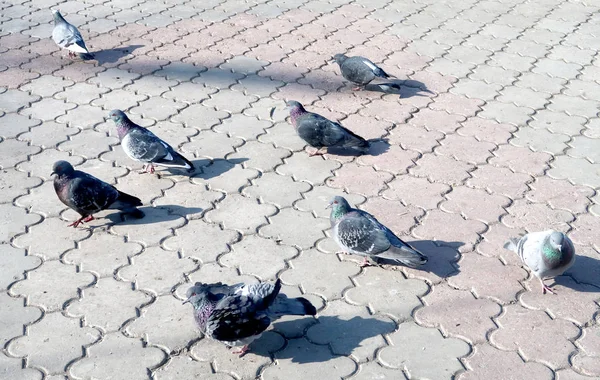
[108,109,127,123]
[326,196,351,221]
[51,9,65,23]
[51,160,75,177]
[543,231,566,258]
[333,54,348,64]
[285,100,304,111]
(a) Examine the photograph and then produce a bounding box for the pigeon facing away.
[52,160,144,227]
[274,100,370,156]
[504,230,576,294]
[184,279,317,356]
[51,10,94,60]
[109,110,194,174]
[333,54,395,91]
[328,196,427,268]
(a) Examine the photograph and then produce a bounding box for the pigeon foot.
[309,148,325,157]
[359,257,374,267]
[352,86,363,91]
[68,218,85,228]
[541,280,556,295]
[232,345,250,357]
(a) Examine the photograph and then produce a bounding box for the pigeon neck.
[115,119,132,140]
[330,205,349,222]
[194,299,217,328]
[289,106,305,126]
[542,244,563,263]
[53,12,66,24]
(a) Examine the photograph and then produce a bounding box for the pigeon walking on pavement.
[328,196,428,268]
[333,54,395,91]
[108,110,194,174]
[51,10,94,60]
[52,160,144,227]
[504,230,576,294]
[272,100,370,156]
[183,279,317,356]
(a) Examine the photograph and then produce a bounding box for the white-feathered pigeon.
[51,10,94,60]
[333,54,395,91]
[504,230,576,294]
[183,279,316,356]
[108,110,194,174]
[327,196,427,268]
[273,100,370,156]
[52,160,144,227]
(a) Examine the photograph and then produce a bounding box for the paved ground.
[1,0,600,379]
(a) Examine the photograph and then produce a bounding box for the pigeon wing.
[207,293,272,341]
[67,174,120,215]
[53,23,88,53]
[337,211,391,255]
[124,128,172,163]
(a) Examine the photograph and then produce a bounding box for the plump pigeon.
[504,230,576,294]
[328,196,428,268]
[184,279,317,356]
[52,160,144,227]
[51,10,94,60]
[108,110,194,174]
[333,54,395,91]
[272,100,370,156]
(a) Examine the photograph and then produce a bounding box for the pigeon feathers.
[504,230,576,294]
[108,109,194,174]
[51,10,94,60]
[52,160,144,227]
[184,279,316,356]
[333,54,395,90]
[328,196,427,268]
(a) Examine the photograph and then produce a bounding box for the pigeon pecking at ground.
[272,100,370,156]
[504,230,576,294]
[108,109,194,174]
[183,279,317,356]
[51,9,94,60]
[52,160,144,227]
[327,196,428,268]
[332,53,395,91]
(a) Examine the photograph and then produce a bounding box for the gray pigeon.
[273,100,370,156]
[52,160,144,227]
[333,54,395,91]
[504,230,576,294]
[328,196,428,268]
[183,279,316,356]
[51,10,94,60]
[108,110,194,174]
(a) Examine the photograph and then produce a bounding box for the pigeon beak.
[325,201,333,209]
[182,298,190,305]
[50,171,56,176]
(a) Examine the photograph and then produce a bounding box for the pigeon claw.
[232,345,250,357]
[308,148,325,157]
[541,280,556,295]
[352,86,363,91]
[359,257,373,268]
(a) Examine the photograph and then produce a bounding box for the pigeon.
[327,196,428,268]
[51,10,94,60]
[272,100,370,156]
[52,160,144,227]
[108,110,194,174]
[333,54,395,91]
[504,230,576,294]
[183,279,317,356]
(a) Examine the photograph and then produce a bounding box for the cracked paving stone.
[110,206,186,247]
[281,248,360,300]
[327,163,393,197]
[345,266,429,320]
[154,181,222,219]
[458,343,554,380]
[163,219,238,263]
[0,292,42,347]
[118,246,197,295]
[276,154,341,185]
[0,352,43,380]
[379,321,470,379]
[228,140,290,172]
[448,254,527,303]
[295,185,366,219]
[221,234,297,280]
[415,284,501,344]
[306,300,395,360]
[154,356,236,379]
[9,312,100,374]
[503,200,574,232]
[260,209,329,250]
[67,277,150,331]
[69,333,165,380]
[490,304,579,370]
[441,187,510,224]
[214,114,272,141]
[205,193,277,234]
[127,294,198,351]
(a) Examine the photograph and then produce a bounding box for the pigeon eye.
[334,201,338,204]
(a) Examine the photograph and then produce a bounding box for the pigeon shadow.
[325,139,389,157]
[552,254,600,292]
[375,240,464,279]
[105,204,203,225]
[251,316,396,363]
[361,80,435,98]
[94,44,145,65]
[190,158,249,180]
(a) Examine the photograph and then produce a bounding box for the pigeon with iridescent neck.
[184,279,317,356]
[327,196,428,268]
[273,100,370,156]
[51,10,94,60]
[504,230,575,294]
[52,160,144,227]
[333,54,395,91]
[109,109,194,174]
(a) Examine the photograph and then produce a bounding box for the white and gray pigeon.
[273,100,370,156]
[504,230,576,294]
[184,279,317,356]
[51,9,94,60]
[108,109,194,174]
[52,160,144,228]
[328,196,428,268]
[333,53,395,91]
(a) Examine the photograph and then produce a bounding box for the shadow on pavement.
[94,44,145,65]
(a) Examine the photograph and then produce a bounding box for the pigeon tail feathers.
[269,296,317,317]
[377,245,428,268]
[79,52,94,60]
